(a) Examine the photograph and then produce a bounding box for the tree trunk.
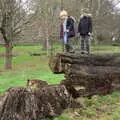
[0,85,71,120]
[5,43,13,69]
[49,52,120,97]
[49,53,120,73]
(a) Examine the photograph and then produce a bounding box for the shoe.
[87,51,90,55]
[81,52,84,54]
[69,50,75,53]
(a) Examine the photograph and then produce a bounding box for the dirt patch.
[29,52,46,56]
[0,53,17,58]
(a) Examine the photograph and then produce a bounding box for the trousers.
[63,32,72,52]
[80,35,90,53]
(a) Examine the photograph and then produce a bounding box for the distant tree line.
[0,0,120,69]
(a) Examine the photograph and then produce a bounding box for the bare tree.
[0,0,36,69]
[0,0,119,64]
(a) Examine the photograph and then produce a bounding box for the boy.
[78,8,92,54]
[60,10,75,52]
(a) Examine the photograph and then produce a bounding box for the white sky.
[116,3,120,8]
[20,0,35,14]
[21,0,120,10]
[112,0,120,8]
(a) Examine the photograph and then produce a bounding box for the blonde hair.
[59,10,68,18]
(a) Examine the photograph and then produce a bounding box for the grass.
[68,92,120,120]
[0,45,64,93]
[91,44,120,53]
[0,44,120,120]
[40,91,120,120]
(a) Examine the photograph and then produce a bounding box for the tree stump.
[49,53,120,97]
[0,84,71,120]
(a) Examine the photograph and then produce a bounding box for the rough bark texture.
[49,53,120,73]
[1,52,120,119]
[49,53,120,97]
[0,84,71,120]
[5,44,13,69]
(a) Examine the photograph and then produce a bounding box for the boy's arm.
[78,19,81,33]
[89,17,92,33]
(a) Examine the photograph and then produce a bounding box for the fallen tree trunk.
[49,52,120,97]
[49,53,120,74]
[0,85,71,120]
[60,53,120,66]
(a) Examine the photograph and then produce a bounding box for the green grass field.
[0,46,64,93]
[0,45,120,120]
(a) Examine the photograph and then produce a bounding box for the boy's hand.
[65,29,69,32]
[88,32,92,36]
[76,33,80,38]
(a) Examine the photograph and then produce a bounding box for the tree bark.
[5,43,13,69]
[49,52,120,97]
[0,85,71,120]
[49,53,120,73]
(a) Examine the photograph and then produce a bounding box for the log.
[49,53,120,73]
[60,53,120,66]
[49,55,64,73]
[29,52,46,56]
[66,66,120,97]
[0,85,71,120]
[112,43,120,46]
[49,52,120,97]
[66,65,120,83]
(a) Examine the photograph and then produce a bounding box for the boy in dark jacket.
[78,9,92,54]
[60,10,75,52]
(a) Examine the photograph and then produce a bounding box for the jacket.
[78,15,92,36]
[60,17,75,38]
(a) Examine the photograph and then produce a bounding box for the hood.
[80,14,92,18]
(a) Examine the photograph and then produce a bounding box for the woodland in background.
[0,0,120,46]
[0,0,120,69]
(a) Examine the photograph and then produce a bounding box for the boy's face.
[60,15,67,20]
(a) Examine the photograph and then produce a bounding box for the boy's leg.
[62,38,64,52]
[65,37,70,52]
[80,36,85,53]
[67,37,73,52]
[64,32,68,52]
[64,33,72,52]
[85,35,90,54]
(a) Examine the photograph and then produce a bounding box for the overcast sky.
[21,0,120,9]
[114,0,120,8]
[116,3,120,8]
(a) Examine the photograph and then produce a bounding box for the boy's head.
[59,10,68,20]
[81,8,89,16]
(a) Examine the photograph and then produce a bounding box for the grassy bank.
[0,45,120,120]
